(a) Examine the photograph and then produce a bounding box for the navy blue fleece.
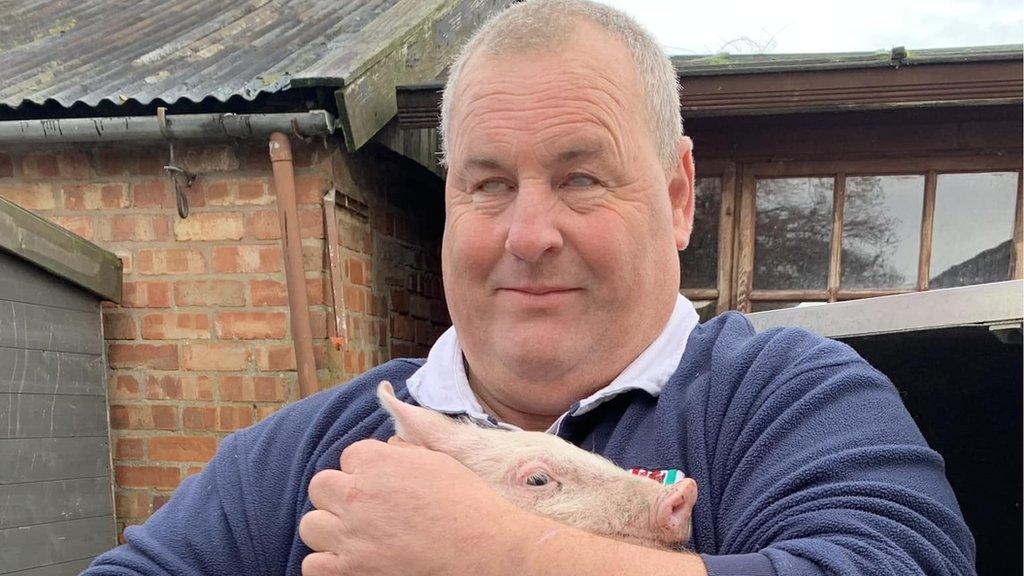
[84,312,975,575]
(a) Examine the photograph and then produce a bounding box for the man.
[85,1,975,575]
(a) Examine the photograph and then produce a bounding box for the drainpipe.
[269,133,319,399]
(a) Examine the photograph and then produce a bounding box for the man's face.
[442,23,695,404]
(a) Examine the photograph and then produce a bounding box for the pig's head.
[377,381,697,549]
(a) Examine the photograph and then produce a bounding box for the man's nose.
[504,184,563,263]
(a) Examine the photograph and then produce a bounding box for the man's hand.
[299,437,530,575]
[299,438,707,576]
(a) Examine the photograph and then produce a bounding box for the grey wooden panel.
[0,252,97,313]
[0,477,113,530]
[0,515,115,574]
[0,437,110,484]
[0,394,107,439]
[5,557,94,576]
[0,349,104,397]
[0,301,101,355]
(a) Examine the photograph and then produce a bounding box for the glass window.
[930,172,1018,289]
[754,177,833,290]
[841,175,924,290]
[680,178,721,289]
[749,301,826,313]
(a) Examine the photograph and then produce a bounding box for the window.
[679,177,721,289]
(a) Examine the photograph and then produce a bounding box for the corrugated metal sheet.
[0,0,409,109]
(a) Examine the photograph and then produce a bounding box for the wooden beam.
[716,163,737,314]
[836,289,915,300]
[682,288,718,300]
[827,174,846,302]
[334,0,512,151]
[749,289,829,302]
[1012,171,1023,280]
[745,155,1022,178]
[734,171,757,312]
[918,171,937,290]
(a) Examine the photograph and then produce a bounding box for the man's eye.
[563,174,597,188]
[477,179,513,194]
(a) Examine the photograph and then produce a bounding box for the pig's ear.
[655,477,698,545]
[376,380,455,449]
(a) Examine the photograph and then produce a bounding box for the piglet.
[376,381,698,549]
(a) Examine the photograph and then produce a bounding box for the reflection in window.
[930,172,1018,289]
[680,178,721,289]
[755,178,833,290]
[842,175,924,289]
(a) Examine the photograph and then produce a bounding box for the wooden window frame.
[683,160,738,314]
[732,155,1023,312]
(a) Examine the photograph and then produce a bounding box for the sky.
[598,0,1023,55]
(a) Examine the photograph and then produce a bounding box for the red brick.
[308,309,327,340]
[294,174,327,204]
[152,494,172,511]
[307,277,325,305]
[0,153,12,178]
[62,183,129,210]
[212,245,282,273]
[173,212,244,241]
[219,375,290,402]
[246,210,280,240]
[141,312,211,340]
[179,145,238,173]
[347,257,367,286]
[179,374,216,401]
[115,492,152,519]
[203,181,231,205]
[391,315,413,341]
[149,436,217,462]
[108,214,171,242]
[215,311,287,339]
[94,148,163,177]
[115,465,181,490]
[301,242,324,271]
[108,343,178,369]
[122,281,172,308]
[250,279,288,306]
[218,406,254,431]
[205,179,273,206]
[0,182,56,210]
[136,248,205,275]
[103,310,137,339]
[299,208,324,239]
[173,279,246,307]
[49,215,94,240]
[255,344,296,371]
[236,179,271,204]
[343,285,366,313]
[109,404,178,430]
[181,342,248,371]
[132,180,174,208]
[115,250,133,275]
[110,374,141,401]
[21,150,90,179]
[183,407,216,430]
[115,437,145,459]
[256,405,280,421]
[145,373,182,400]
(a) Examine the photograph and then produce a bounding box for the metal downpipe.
[269,133,319,399]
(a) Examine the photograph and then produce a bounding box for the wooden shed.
[0,195,122,575]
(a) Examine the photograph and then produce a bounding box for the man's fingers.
[298,509,346,552]
[307,469,353,514]
[339,438,387,472]
[301,551,350,576]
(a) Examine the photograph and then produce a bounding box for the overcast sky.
[598,0,1023,55]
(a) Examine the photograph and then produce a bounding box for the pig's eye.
[525,472,550,487]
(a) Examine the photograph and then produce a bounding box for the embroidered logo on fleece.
[629,468,685,486]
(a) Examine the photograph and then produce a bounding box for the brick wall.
[0,139,449,537]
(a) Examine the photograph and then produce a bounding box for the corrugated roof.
[671,44,1023,76]
[0,0,408,109]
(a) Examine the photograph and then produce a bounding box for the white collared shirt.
[405,294,700,433]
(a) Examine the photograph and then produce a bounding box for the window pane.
[755,177,833,290]
[930,172,1018,289]
[749,301,826,313]
[841,175,924,289]
[679,177,721,289]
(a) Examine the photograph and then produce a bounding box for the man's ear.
[376,381,456,449]
[668,136,696,251]
[654,477,698,545]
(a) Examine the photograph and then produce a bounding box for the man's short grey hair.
[439,0,683,170]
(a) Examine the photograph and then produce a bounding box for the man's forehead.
[459,134,615,170]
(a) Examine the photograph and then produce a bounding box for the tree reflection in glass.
[841,175,924,290]
[930,172,1017,288]
[754,177,833,290]
[679,178,721,289]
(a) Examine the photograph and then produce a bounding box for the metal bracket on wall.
[322,188,368,350]
[157,107,196,219]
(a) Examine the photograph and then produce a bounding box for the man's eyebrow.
[555,146,605,163]
[463,156,507,171]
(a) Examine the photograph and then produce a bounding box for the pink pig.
[376,381,698,549]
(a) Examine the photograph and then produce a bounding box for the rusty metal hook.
[158,107,195,219]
